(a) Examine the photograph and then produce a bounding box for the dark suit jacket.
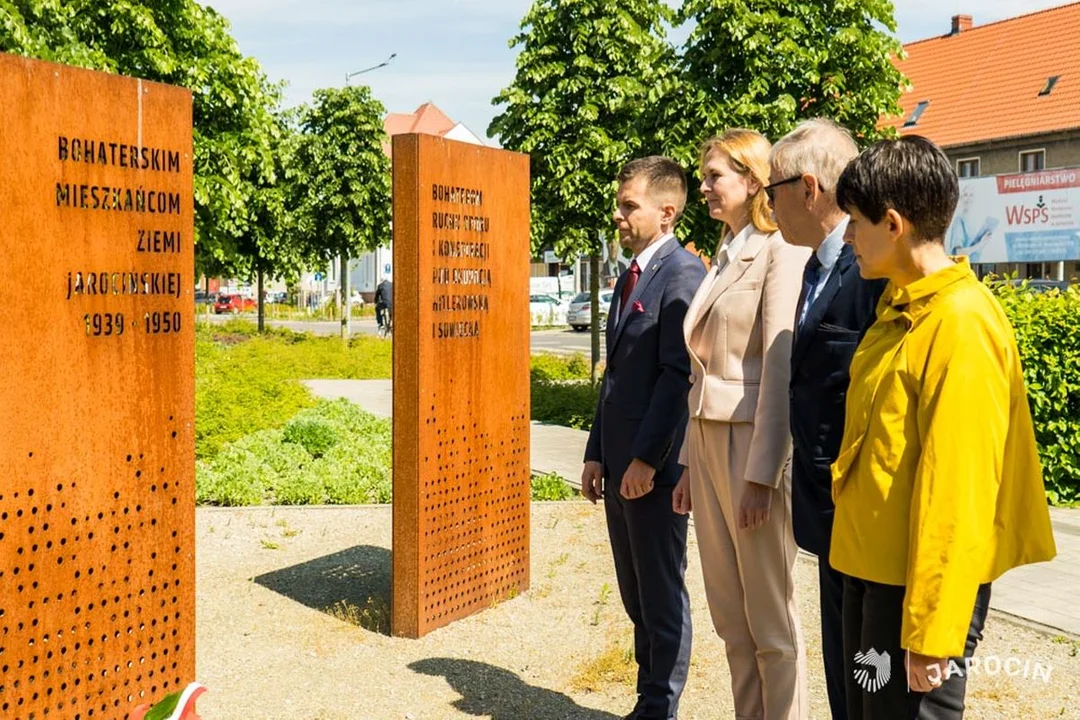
[585,237,706,487]
[375,281,393,308]
[789,244,886,557]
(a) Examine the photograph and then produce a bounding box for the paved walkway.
[305,379,1080,640]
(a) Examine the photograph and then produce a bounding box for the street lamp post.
[345,53,397,85]
[339,53,396,340]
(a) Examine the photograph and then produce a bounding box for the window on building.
[956,158,980,178]
[1039,75,1061,96]
[1020,150,1045,172]
[903,100,930,128]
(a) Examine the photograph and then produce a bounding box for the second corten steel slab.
[392,133,531,639]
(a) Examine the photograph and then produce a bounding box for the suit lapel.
[686,230,770,338]
[610,237,678,352]
[792,245,855,368]
[605,272,626,358]
[794,246,851,367]
[683,265,720,335]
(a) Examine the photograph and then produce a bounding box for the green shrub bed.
[195,321,390,458]
[991,279,1080,504]
[530,352,600,430]
[196,399,392,506]
[196,398,577,505]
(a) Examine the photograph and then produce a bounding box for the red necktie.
[621,259,642,310]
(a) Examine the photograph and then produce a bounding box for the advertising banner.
[947,168,1080,263]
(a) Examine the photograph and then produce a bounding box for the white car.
[566,290,614,331]
[529,293,568,326]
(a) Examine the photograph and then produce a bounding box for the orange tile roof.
[384,102,456,137]
[382,102,458,157]
[887,2,1080,147]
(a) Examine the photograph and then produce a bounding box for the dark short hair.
[836,136,959,243]
[617,155,688,219]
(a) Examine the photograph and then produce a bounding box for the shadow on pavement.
[410,657,621,720]
[252,544,391,635]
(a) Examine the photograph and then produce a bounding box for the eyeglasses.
[764,175,802,201]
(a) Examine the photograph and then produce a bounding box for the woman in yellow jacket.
[672,129,810,719]
[831,135,1056,720]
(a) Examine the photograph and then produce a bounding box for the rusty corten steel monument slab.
[0,53,195,716]
[392,134,531,638]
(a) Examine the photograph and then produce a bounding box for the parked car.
[213,294,256,314]
[529,293,568,326]
[566,290,615,331]
[1007,278,1071,294]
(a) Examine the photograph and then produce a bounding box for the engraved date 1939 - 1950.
[83,311,182,337]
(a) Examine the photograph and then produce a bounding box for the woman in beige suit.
[672,129,810,719]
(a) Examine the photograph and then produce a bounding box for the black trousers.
[604,483,692,720]
[843,576,991,720]
[818,560,848,720]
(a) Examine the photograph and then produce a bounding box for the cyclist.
[374,276,393,335]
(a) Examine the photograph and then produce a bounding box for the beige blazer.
[679,228,810,487]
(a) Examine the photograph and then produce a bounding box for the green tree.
[664,0,906,256]
[490,0,677,381]
[290,85,391,339]
[0,0,282,276]
[235,114,305,332]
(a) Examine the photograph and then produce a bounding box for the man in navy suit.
[581,156,706,720]
[767,119,887,719]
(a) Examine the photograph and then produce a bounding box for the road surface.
[199,313,598,355]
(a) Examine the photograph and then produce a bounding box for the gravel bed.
[195,503,1080,719]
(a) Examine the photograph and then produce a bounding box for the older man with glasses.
[766,118,887,719]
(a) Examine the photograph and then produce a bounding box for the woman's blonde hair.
[699,128,777,234]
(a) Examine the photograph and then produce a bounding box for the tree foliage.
[666,0,907,255]
[489,0,677,262]
[230,112,303,284]
[290,85,392,263]
[0,0,282,276]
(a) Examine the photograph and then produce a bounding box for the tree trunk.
[590,253,601,386]
[256,266,265,333]
[340,253,350,341]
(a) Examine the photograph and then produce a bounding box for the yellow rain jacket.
[830,258,1056,658]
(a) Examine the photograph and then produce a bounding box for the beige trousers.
[687,418,807,720]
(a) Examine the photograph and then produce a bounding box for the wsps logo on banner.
[1005,195,1050,225]
[853,648,892,693]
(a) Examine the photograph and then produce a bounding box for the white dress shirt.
[797,216,848,327]
[714,223,756,275]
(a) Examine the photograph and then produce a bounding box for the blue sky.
[206,0,1074,143]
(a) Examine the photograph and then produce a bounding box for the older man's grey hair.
[770,118,859,199]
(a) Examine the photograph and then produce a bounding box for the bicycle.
[377,308,393,338]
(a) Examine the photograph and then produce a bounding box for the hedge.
[991,279,1080,504]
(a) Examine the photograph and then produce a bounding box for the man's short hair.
[618,156,688,219]
[770,118,858,198]
[836,136,959,243]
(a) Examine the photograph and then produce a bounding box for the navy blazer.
[789,244,886,557]
[584,237,706,487]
